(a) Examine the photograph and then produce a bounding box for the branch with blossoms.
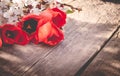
[0,0,56,24]
[0,0,82,24]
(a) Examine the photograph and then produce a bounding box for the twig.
[57,2,82,12]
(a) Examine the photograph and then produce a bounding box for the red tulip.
[36,21,64,45]
[17,14,40,41]
[39,8,66,28]
[1,24,29,45]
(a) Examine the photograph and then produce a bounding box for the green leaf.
[66,10,74,14]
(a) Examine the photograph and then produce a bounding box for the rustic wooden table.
[0,0,120,76]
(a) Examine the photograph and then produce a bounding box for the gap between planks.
[75,24,120,76]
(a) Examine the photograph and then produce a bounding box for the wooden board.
[22,0,120,76]
[0,0,120,76]
[81,28,120,76]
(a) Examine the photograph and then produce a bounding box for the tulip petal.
[0,38,2,47]
[39,8,66,28]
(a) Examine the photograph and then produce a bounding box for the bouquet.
[0,0,66,47]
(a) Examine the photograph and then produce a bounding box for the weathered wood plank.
[0,44,55,75]
[81,28,120,76]
[0,0,120,76]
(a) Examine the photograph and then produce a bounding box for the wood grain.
[80,28,120,76]
[0,0,120,76]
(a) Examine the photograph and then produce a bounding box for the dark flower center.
[48,35,57,41]
[23,19,38,34]
[6,30,15,38]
